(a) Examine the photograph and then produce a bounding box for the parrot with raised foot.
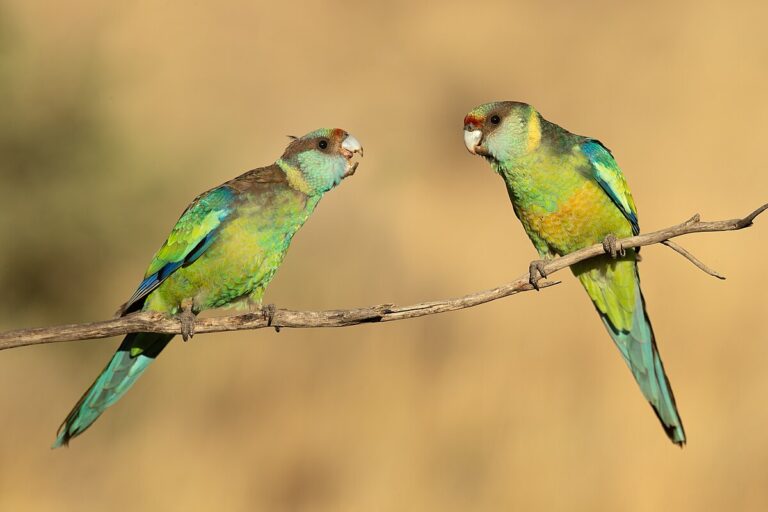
[54,128,363,447]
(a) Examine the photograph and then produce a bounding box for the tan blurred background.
[1,0,767,510]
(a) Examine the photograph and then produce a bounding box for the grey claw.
[178,311,196,342]
[261,303,277,327]
[602,234,625,259]
[528,260,548,291]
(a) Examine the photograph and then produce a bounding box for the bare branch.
[1,203,765,352]
[661,240,726,280]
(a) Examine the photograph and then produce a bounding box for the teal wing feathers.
[120,186,236,314]
[581,140,640,235]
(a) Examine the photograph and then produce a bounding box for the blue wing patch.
[119,186,235,315]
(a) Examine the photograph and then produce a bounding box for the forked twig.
[0,203,765,351]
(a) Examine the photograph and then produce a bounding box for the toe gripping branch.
[528,260,548,291]
[529,232,624,291]
[602,234,626,259]
[178,300,196,342]
[261,303,280,332]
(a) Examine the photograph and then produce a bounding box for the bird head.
[278,128,363,195]
[463,101,541,165]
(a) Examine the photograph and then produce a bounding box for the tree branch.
[661,240,726,280]
[1,203,766,351]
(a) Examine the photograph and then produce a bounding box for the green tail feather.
[53,332,173,448]
[576,256,686,445]
[598,286,686,445]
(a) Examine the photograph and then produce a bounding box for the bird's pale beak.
[341,134,364,159]
[341,134,363,178]
[463,129,483,155]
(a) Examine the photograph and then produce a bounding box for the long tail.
[573,253,686,445]
[53,332,174,448]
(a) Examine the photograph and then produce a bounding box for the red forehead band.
[464,114,482,127]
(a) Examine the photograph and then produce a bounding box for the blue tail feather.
[53,332,173,448]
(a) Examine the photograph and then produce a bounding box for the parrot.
[53,128,363,447]
[462,101,685,445]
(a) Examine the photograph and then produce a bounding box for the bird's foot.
[602,234,626,259]
[261,303,280,333]
[177,302,197,342]
[528,259,548,291]
[342,161,359,178]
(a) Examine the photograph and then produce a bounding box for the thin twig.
[0,203,765,351]
[661,240,726,280]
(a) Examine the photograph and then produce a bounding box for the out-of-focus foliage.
[0,1,767,511]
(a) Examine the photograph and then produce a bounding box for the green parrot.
[53,128,363,447]
[463,101,685,445]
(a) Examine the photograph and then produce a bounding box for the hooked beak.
[341,134,363,178]
[341,134,364,159]
[463,129,484,155]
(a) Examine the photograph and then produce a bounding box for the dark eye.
[318,139,328,149]
[490,115,501,125]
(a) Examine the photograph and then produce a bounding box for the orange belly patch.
[524,182,630,253]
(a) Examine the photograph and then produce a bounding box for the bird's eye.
[318,139,328,149]
[490,115,501,125]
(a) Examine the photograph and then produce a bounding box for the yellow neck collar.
[277,159,312,195]
[526,108,542,153]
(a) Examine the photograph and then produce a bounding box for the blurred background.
[0,0,766,510]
